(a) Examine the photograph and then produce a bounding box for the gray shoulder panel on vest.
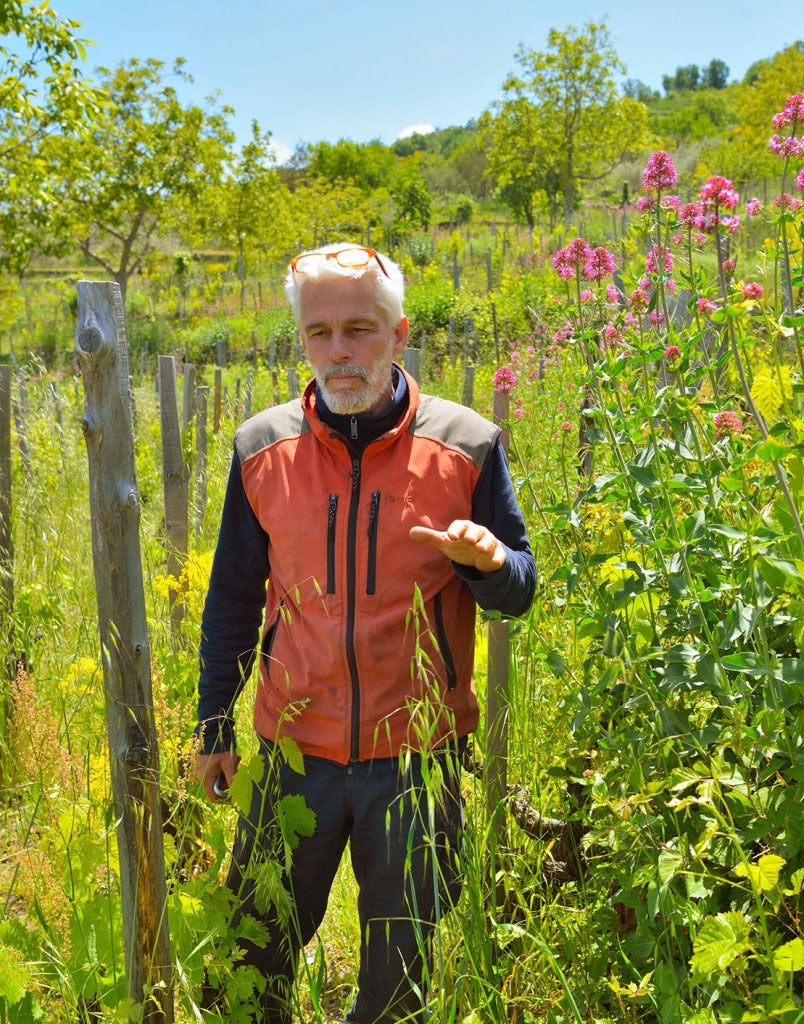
[234,400,308,463]
[413,393,500,467]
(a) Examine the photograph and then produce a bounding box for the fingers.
[448,521,507,568]
[195,751,240,803]
[409,520,506,572]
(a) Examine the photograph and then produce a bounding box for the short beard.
[318,361,392,415]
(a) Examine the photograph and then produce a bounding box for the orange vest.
[235,369,499,764]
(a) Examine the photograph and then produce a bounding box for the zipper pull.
[350,416,358,440]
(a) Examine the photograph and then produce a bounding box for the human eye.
[348,321,377,335]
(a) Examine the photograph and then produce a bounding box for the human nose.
[328,329,353,360]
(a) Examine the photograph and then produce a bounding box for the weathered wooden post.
[213,367,222,434]
[485,387,511,840]
[74,281,173,1023]
[182,361,195,433]
[403,347,420,382]
[193,385,209,543]
[491,301,500,366]
[462,362,475,408]
[12,376,31,479]
[158,355,189,635]
[244,371,253,421]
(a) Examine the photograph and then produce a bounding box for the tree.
[650,90,737,143]
[188,121,294,310]
[306,138,397,193]
[480,97,556,229]
[484,22,651,228]
[390,164,432,233]
[51,57,233,302]
[0,1,104,273]
[662,64,701,94]
[288,176,383,250]
[702,59,730,90]
[623,78,659,103]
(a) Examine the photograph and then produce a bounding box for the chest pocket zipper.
[327,494,338,594]
[366,490,381,595]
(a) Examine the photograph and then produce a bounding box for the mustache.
[322,364,369,383]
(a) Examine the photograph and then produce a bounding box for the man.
[194,243,536,1023]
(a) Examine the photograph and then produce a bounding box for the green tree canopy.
[1,1,105,273]
[51,57,234,301]
[187,120,294,309]
[306,138,398,193]
[484,22,652,228]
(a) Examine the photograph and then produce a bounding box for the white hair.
[284,243,405,328]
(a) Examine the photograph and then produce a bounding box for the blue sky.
[56,0,798,161]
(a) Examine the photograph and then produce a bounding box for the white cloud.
[268,138,294,165]
[397,123,434,140]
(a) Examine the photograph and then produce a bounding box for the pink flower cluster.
[642,151,678,192]
[492,365,518,393]
[700,175,740,209]
[769,94,804,157]
[677,175,740,238]
[645,244,674,275]
[774,193,804,212]
[741,282,764,301]
[713,410,744,440]
[551,237,617,282]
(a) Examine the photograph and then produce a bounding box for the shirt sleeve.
[451,437,537,618]
[196,452,270,753]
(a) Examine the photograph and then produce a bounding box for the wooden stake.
[485,388,511,840]
[159,355,189,636]
[74,281,173,1023]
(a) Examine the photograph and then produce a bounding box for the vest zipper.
[346,454,362,760]
[327,493,338,594]
[433,592,458,689]
[366,489,381,595]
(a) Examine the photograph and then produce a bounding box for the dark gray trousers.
[225,737,465,1024]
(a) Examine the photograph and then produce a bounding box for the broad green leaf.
[734,853,786,891]
[690,912,753,974]
[276,793,317,853]
[685,873,711,900]
[783,867,804,896]
[278,736,305,775]
[773,937,804,973]
[756,555,804,588]
[657,849,683,885]
[0,942,31,1005]
[228,753,265,815]
[756,437,790,461]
